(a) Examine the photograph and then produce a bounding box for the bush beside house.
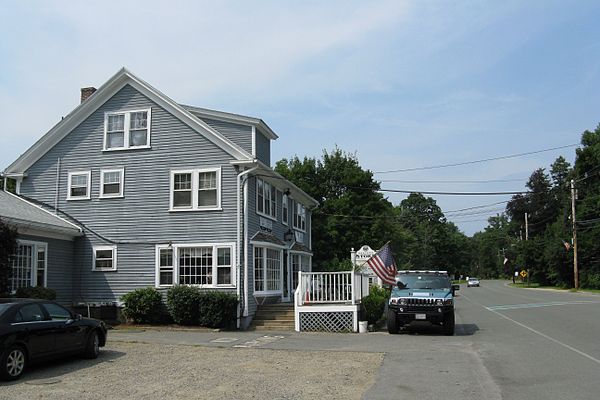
[15,286,57,300]
[121,286,238,328]
[361,286,390,325]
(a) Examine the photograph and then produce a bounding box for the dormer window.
[104,109,151,151]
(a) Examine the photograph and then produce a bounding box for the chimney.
[80,87,97,103]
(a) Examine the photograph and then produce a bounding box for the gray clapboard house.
[1,68,317,328]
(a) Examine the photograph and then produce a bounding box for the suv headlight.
[444,299,453,306]
[435,299,444,306]
[399,298,407,306]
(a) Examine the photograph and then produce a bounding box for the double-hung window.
[100,168,124,198]
[254,246,282,293]
[170,168,221,211]
[282,193,289,225]
[155,244,234,287]
[93,245,117,271]
[104,109,151,151]
[67,171,91,200]
[256,177,276,219]
[292,200,306,231]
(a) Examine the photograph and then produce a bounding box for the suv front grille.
[407,298,436,306]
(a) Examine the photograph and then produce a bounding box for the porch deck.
[294,271,369,332]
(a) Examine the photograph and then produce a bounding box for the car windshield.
[393,275,451,292]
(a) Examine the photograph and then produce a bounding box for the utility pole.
[570,179,579,290]
[524,212,529,241]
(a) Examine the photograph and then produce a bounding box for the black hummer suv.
[387,270,459,335]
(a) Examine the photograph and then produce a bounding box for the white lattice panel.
[299,311,353,332]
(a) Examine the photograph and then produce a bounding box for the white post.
[351,270,356,305]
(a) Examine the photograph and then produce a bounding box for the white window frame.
[67,170,91,200]
[154,243,236,288]
[10,240,47,292]
[170,168,222,211]
[103,108,152,151]
[99,168,124,198]
[282,192,289,226]
[253,245,284,295]
[92,245,117,272]
[256,177,277,220]
[292,199,306,232]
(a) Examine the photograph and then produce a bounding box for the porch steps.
[250,303,295,331]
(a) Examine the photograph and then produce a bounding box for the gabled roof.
[4,68,254,175]
[182,105,278,140]
[0,190,82,238]
[291,242,312,254]
[250,232,286,247]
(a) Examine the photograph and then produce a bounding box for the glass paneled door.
[11,241,47,292]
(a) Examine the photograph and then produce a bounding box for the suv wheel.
[443,312,455,336]
[387,309,400,334]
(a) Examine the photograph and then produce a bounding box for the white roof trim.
[183,105,278,140]
[5,68,253,174]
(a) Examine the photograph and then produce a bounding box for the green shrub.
[166,285,201,325]
[361,285,390,325]
[198,291,238,329]
[15,286,57,300]
[121,287,164,324]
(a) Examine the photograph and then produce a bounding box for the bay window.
[254,246,282,293]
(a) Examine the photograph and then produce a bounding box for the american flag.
[366,242,397,285]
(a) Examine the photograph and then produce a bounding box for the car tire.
[1,345,27,381]
[387,309,399,334]
[443,312,455,336]
[83,330,100,359]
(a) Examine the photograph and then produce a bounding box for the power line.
[374,143,578,174]
[377,188,529,196]
[379,178,527,184]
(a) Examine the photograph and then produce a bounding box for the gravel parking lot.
[1,342,383,400]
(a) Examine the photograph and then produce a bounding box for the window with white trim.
[155,244,234,287]
[104,109,151,150]
[256,178,276,219]
[93,246,117,271]
[10,241,47,292]
[292,200,306,231]
[100,168,124,198]
[67,171,91,200]
[158,248,173,286]
[254,246,282,293]
[170,168,221,210]
[282,193,289,225]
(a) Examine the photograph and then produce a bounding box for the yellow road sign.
[520,270,528,278]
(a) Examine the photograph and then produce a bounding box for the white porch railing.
[294,271,370,332]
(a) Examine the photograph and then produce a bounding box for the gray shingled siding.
[200,118,253,155]
[18,234,75,305]
[20,84,240,304]
[255,131,270,165]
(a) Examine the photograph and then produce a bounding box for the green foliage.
[198,292,238,329]
[166,285,201,325]
[166,286,239,327]
[361,286,390,325]
[276,148,403,271]
[121,287,165,324]
[0,218,18,296]
[15,286,57,300]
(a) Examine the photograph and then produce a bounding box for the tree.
[0,218,18,296]
[275,148,404,271]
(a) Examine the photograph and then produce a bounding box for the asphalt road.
[105,281,600,400]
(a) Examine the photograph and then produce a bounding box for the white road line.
[462,293,600,366]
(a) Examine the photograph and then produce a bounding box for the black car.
[0,299,107,380]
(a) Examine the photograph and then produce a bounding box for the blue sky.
[1,1,598,235]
